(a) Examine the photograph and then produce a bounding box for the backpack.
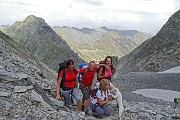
[91,88,101,98]
[57,61,77,90]
[97,66,106,81]
[78,63,88,82]
[57,62,66,80]
[91,83,102,98]
[91,88,110,100]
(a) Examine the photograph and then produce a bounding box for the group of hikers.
[55,56,117,117]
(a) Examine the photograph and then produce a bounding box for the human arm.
[97,98,110,106]
[96,64,110,70]
[75,78,79,90]
[97,67,105,80]
[108,95,114,101]
[75,69,79,90]
[55,76,62,100]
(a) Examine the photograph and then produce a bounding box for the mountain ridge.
[53,26,151,62]
[4,15,83,71]
[116,9,180,74]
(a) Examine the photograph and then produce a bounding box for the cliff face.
[116,10,180,74]
[4,15,83,71]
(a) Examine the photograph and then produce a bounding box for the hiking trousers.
[90,102,111,116]
[61,88,81,105]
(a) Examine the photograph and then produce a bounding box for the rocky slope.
[3,15,83,71]
[1,31,179,120]
[116,9,180,74]
[53,26,151,62]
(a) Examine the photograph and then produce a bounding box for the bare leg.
[84,99,91,111]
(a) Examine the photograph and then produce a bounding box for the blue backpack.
[78,63,88,82]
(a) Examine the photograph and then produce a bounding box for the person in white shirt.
[90,79,114,117]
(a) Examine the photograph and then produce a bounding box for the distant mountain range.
[53,26,151,62]
[116,9,180,74]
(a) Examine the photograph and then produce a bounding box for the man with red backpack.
[79,61,109,114]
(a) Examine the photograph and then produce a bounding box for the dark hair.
[89,61,95,64]
[104,56,116,75]
[66,59,74,67]
[104,56,112,64]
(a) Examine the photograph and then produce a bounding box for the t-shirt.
[91,89,110,104]
[80,67,98,87]
[105,68,112,78]
[59,68,78,89]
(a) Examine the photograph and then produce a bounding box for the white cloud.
[0,0,179,35]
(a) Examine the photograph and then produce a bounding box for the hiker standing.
[97,56,116,82]
[55,59,82,112]
[79,61,109,114]
[90,79,113,117]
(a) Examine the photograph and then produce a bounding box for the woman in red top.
[55,59,82,112]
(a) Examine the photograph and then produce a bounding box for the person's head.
[104,56,112,66]
[99,79,110,91]
[88,61,96,71]
[66,59,74,70]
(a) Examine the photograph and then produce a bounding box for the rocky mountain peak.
[100,26,109,30]
[116,9,180,74]
[4,15,83,71]
[25,15,45,23]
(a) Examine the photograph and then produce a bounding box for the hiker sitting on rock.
[90,79,113,117]
[79,61,109,114]
[55,59,82,111]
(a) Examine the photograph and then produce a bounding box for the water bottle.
[174,98,180,103]
[174,98,180,108]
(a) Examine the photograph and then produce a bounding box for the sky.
[0,0,179,35]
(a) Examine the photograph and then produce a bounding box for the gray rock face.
[0,30,73,119]
[4,15,83,71]
[14,86,33,93]
[0,92,10,97]
[116,9,180,74]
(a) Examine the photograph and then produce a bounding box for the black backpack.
[97,66,105,81]
[57,62,66,80]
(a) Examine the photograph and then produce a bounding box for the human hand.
[55,94,61,101]
[108,95,113,101]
